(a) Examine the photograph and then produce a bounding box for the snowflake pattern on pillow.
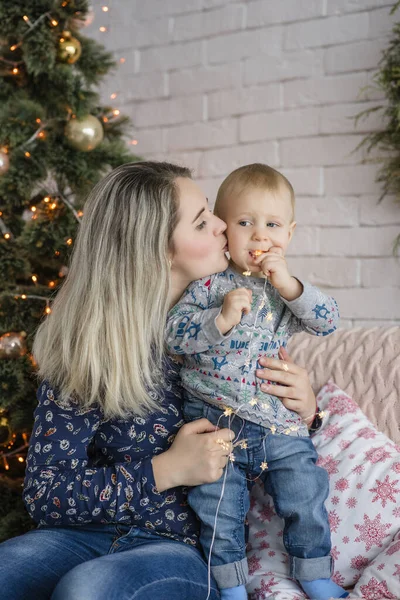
[246,381,400,599]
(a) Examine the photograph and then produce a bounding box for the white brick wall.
[89,0,400,326]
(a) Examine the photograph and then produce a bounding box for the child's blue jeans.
[0,522,220,599]
[184,398,333,589]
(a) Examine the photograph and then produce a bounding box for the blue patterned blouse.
[23,360,200,547]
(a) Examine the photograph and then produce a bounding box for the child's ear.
[288,221,296,242]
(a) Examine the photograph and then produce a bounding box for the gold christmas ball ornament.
[0,331,27,359]
[65,114,104,151]
[0,149,10,175]
[57,32,82,64]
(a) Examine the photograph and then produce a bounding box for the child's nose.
[252,228,270,241]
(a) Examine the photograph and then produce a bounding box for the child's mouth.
[248,250,265,259]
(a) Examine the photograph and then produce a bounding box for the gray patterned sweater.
[166,266,339,437]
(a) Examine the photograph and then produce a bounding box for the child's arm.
[166,278,251,354]
[282,281,340,336]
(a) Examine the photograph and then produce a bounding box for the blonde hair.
[215,163,295,220]
[33,161,191,419]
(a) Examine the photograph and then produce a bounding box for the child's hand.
[256,247,303,301]
[216,288,252,334]
[256,247,292,290]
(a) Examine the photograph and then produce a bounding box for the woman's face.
[171,177,228,296]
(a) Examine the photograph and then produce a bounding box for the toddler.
[166,164,348,600]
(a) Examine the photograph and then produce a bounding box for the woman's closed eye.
[196,220,207,230]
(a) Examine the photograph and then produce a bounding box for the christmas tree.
[0,0,138,541]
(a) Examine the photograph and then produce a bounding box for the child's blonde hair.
[214,163,295,220]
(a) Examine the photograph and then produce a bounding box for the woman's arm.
[255,346,319,429]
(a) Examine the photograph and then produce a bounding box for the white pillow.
[247,381,400,600]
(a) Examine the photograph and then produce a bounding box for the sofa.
[287,326,400,444]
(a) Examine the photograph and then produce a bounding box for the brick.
[247,0,325,27]
[208,83,282,119]
[283,73,368,108]
[331,287,400,319]
[369,6,396,39]
[129,128,165,154]
[284,13,369,50]
[281,168,323,196]
[146,150,202,173]
[139,40,202,73]
[361,258,400,287]
[135,96,203,127]
[245,48,324,85]
[172,4,243,42]
[281,135,363,167]
[169,63,240,97]
[240,108,319,143]
[295,196,359,226]
[134,18,171,48]
[135,0,203,19]
[327,0,393,15]
[166,119,238,151]
[321,226,400,256]
[360,195,400,226]
[287,257,360,287]
[324,38,388,74]
[285,227,320,256]
[319,101,383,134]
[100,72,167,102]
[207,27,282,64]
[198,141,279,177]
[197,178,222,205]
[324,165,381,195]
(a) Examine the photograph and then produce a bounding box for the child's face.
[221,186,296,274]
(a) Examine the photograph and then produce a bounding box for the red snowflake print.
[349,453,355,459]
[248,554,261,576]
[268,550,275,557]
[365,445,392,464]
[386,539,400,555]
[342,536,350,544]
[335,477,349,492]
[327,393,358,415]
[392,462,400,474]
[351,554,370,570]
[254,529,268,539]
[331,545,340,560]
[357,427,377,439]
[259,502,275,522]
[316,454,340,476]
[332,570,345,586]
[356,482,363,489]
[346,496,357,509]
[377,562,384,570]
[370,474,400,507]
[352,464,365,475]
[339,439,352,450]
[322,423,343,439]
[328,509,341,533]
[393,506,400,518]
[259,540,270,550]
[359,577,397,599]
[251,576,279,599]
[354,513,392,551]
[393,564,400,578]
[331,495,340,505]
[249,495,257,511]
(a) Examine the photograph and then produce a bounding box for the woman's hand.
[255,346,317,424]
[152,418,234,492]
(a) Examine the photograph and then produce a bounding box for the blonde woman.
[0,162,319,600]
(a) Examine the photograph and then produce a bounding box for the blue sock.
[299,578,348,600]
[220,584,248,600]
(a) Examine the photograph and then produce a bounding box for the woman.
[0,162,319,599]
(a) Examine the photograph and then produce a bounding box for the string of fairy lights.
[0,1,139,471]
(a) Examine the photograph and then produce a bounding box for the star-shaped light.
[229,452,236,462]
[260,461,268,471]
[242,270,251,276]
[223,407,233,417]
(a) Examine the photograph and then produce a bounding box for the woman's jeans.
[0,523,220,599]
[184,399,333,589]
